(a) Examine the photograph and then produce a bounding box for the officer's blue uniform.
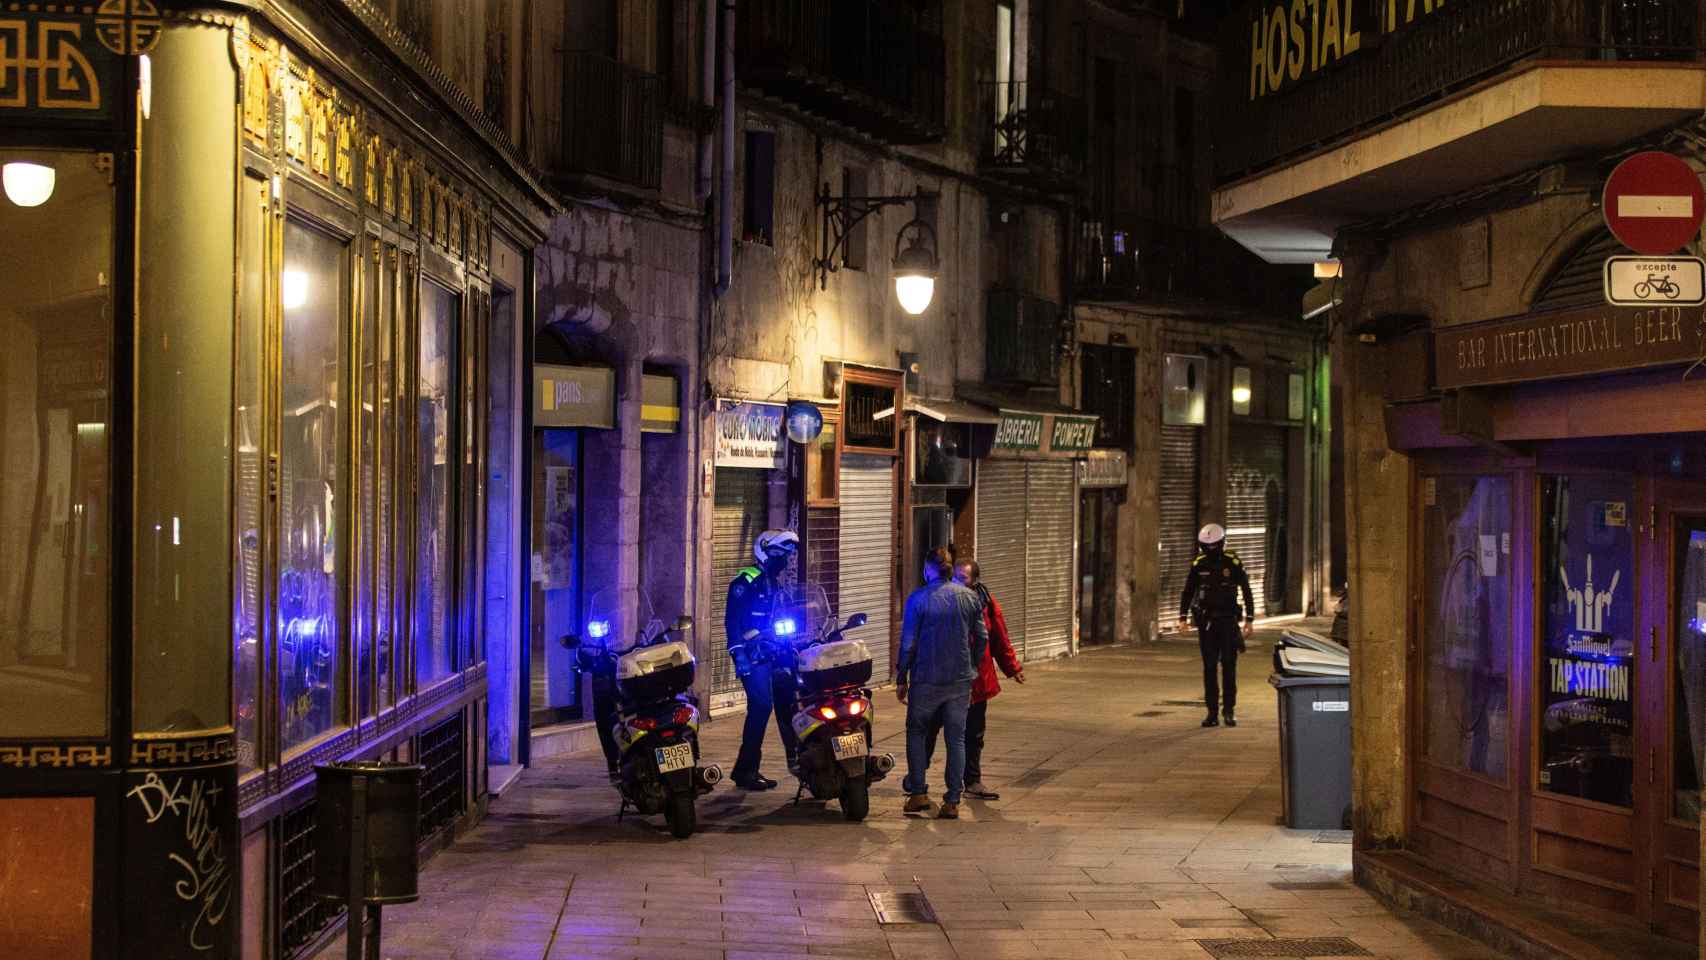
[1180,549,1254,720]
[727,565,799,783]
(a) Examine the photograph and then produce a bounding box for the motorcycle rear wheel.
[665,792,697,839]
[839,779,870,822]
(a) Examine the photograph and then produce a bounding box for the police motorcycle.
[563,587,721,838]
[773,585,895,821]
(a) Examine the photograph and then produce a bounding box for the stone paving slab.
[318,628,1509,960]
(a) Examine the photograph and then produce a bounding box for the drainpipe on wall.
[714,0,736,298]
[697,0,716,206]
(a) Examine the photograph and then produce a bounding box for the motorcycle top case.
[796,638,873,693]
[616,640,696,702]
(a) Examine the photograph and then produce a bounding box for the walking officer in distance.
[726,528,801,790]
[1178,523,1255,728]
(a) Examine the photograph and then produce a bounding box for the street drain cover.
[1196,938,1371,958]
[869,891,937,925]
[1313,830,1353,844]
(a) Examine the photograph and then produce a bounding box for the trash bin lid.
[1277,647,1349,677]
[1269,671,1352,689]
[1281,627,1350,659]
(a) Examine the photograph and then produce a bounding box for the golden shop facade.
[0,2,553,957]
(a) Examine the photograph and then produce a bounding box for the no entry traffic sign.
[1603,151,1705,255]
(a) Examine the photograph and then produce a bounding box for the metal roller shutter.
[1159,424,1200,623]
[711,468,769,696]
[1024,461,1077,662]
[1227,425,1287,616]
[975,460,1028,657]
[839,455,896,682]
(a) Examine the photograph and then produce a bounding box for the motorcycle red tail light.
[847,700,864,716]
[818,705,838,721]
[672,704,695,725]
[630,717,658,731]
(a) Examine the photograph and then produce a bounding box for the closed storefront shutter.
[1227,425,1287,616]
[975,460,1028,656]
[1159,424,1201,622]
[839,455,896,682]
[711,468,769,697]
[1024,460,1077,662]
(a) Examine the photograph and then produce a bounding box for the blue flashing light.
[588,620,611,639]
[774,617,797,638]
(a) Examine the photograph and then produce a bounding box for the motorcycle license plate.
[654,743,694,773]
[831,732,867,761]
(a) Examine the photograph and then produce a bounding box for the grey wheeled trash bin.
[1269,673,1351,830]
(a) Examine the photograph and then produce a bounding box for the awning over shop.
[956,383,1099,458]
[904,397,1001,425]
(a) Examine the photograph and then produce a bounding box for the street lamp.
[814,184,941,314]
[2,162,55,207]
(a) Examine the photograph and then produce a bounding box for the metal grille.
[280,801,342,956]
[806,506,840,617]
[1196,938,1371,958]
[1159,424,1200,623]
[711,468,770,696]
[1227,425,1287,616]
[418,714,465,838]
[869,890,939,925]
[975,460,1028,656]
[839,456,895,681]
[1023,461,1076,662]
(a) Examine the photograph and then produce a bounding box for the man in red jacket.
[925,559,1024,800]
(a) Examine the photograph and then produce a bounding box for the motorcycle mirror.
[845,613,868,629]
[560,634,580,649]
[673,615,694,634]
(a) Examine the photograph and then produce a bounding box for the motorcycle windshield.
[585,586,658,655]
[770,582,833,646]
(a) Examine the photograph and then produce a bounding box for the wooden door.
[1646,480,1706,940]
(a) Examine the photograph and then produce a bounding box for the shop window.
[806,418,839,505]
[841,373,899,454]
[1081,343,1135,450]
[279,218,350,750]
[417,281,458,685]
[743,130,775,246]
[235,175,267,768]
[458,292,486,670]
[914,420,971,487]
[379,251,408,709]
[0,149,114,739]
[1672,521,1706,821]
[1538,474,1637,808]
[355,240,380,720]
[1419,476,1511,782]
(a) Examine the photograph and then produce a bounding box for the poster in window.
[1538,475,1636,807]
[542,466,575,590]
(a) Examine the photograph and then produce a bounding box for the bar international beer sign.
[1434,304,1706,390]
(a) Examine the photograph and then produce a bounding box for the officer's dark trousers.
[1199,619,1241,716]
[733,668,799,780]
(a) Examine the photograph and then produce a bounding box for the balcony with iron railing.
[558,51,663,191]
[1075,209,1290,309]
[986,287,1064,388]
[1215,0,1705,182]
[978,81,1087,191]
[737,0,947,144]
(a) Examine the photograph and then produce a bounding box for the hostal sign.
[1247,0,1451,101]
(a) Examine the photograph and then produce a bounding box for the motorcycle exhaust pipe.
[869,753,895,780]
[696,763,723,790]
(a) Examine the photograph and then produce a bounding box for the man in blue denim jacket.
[897,547,988,819]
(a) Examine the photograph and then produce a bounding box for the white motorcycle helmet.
[753,528,800,566]
[1197,523,1227,550]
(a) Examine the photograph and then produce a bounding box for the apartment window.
[744,130,776,246]
[841,166,868,270]
[1081,343,1135,450]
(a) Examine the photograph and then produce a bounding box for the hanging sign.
[534,364,615,429]
[1079,451,1127,489]
[1433,304,1706,389]
[1602,151,1705,255]
[714,399,785,468]
[1603,256,1706,307]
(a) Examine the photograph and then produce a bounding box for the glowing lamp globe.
[3,162,56,207]
[892,240,937,316]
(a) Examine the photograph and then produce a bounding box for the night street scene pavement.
[316,627,1499,960]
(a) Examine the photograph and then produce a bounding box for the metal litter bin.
[1269,673,1351,830]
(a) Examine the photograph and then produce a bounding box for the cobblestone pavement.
[321,627,1507,960]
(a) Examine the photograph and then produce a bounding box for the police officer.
[1178,523,1255,728]
[727,529,802,790]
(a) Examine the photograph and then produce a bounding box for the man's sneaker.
[964,782,1000,800]
[733,774,778,791]
[903,794,934,815]
[937,801,961,819]
[1202,715,1220,728]
[1224,711,1238,727]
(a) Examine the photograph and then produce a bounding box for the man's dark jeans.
[925,698,988,785]
[1199,618,1242,716]
[903,682,972,804]
[732,666,799,781]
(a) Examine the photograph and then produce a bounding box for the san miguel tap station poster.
[1539,477,1636,805]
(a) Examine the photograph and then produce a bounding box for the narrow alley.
[320,631,1501,960]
